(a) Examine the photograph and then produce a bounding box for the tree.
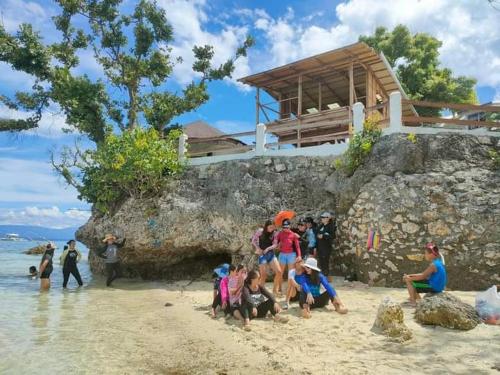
[0,0,253,139]
[0,0,253,211]
[360,25,477,116]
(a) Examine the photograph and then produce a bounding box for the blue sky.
[0,0,499,228]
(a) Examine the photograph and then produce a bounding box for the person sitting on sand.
[403,243,447,306]
[270,219,301,296]
[240,270,288,331]
[228,264,247,320]
[39,243,56,291]
[211,263,230,318]
[296,258,348,318]
[251,220,281,295]
[60,240,83,288]
[97,234,126,287]
[284,258,305,310]
[28,266,38,279]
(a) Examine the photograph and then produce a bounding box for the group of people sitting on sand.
[210,212,449,329]
[210,212,349,330]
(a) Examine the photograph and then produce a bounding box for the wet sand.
[2,277,500,374]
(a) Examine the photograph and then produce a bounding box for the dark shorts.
[213,278,222,290]
[40,270,52,279]
[412,281,436,293]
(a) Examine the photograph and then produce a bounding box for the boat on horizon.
[0,233,27,241]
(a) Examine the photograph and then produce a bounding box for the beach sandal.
[282,302,289,310]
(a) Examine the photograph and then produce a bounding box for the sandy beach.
[5,278,492,375]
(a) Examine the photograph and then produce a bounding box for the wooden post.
[297,75,302,148]
[256,88,260,125]
[349,62,354,108]
[318,82,322,112]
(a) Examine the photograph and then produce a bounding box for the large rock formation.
[24,244,46,255]
[415,293,482,330]
[77,133,500,288]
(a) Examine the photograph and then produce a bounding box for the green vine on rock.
[489,149,500,170]
[333,116,382,176]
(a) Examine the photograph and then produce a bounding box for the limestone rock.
[415,293,482,330]
[24,245,46,255]
[373,296,412,342]
[274,163,287,172]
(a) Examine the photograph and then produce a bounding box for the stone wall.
[77,133,500,289]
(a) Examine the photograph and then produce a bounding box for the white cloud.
[0,158,83,204]
[253,0,500,91]
[157,0,251,89]
[0,0,49,32]
[0,206,90,228]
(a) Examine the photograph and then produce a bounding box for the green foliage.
[407,133,417,144]
[0,0,253,137]
[334,117,382,176]
[489,149,500,170]
[1,0,253,211]
[360,25,477,116]
[78,127,184,213]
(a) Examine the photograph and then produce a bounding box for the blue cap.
[213,263,230,278]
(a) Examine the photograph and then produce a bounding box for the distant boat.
[0,233,26,241]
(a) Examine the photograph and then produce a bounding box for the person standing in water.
[60,240,83,288]
[39,243,56,291]
[98,234,126,287]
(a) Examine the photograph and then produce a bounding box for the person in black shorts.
[60,240,83,288]
[39,243,56,291]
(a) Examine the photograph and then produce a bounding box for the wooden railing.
[266,106,351,147]
[401,100,500,128]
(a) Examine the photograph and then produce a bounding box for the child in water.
[28,266,38,279]
[403,243,447,306]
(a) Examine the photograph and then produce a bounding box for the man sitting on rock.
[402,243,447,307]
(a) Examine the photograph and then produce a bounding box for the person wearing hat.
[39,242,57,291]
[97,234,126,287]
[211,263,231,318]
[60,239,83,288]
[316,212,337,282]
[296,257,347,318]
[270,219,301,296]
[251,219,281,295]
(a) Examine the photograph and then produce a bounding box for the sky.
[0,0,499,228]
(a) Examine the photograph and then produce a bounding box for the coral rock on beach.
[415,293,482,330]
[24,244,46,255]
[373,296,412,342]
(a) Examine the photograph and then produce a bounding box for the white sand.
[157,278,500,374]
[3,278,499,374]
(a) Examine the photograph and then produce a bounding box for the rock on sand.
[373,296,413,342]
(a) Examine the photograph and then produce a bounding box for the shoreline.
[2,277,499,374]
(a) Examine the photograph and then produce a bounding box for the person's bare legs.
[233,309,243,321]
[333,296,348,314]
[40,278,50,291]
[302,304,311,319]
[259,264,268,286]
[270,259,281,295]
[405,279,418,306]
[277,262,286,296]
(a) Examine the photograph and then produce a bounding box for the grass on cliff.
[333,116,382,176]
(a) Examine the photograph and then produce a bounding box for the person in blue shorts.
[251,220,281,295]
[403,243,447,307]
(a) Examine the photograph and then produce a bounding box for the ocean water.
[0,240,171,374]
